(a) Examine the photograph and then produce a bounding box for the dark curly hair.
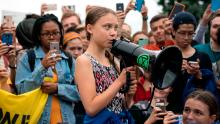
[32,14,64,47]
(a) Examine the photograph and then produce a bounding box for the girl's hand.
[0,68,9,83]
[116,11,126,26]
[41,50,62,69]
[0,68,9,77]
[125,1,135,14]
[141,4,148,17]
[127,80,137,96]
[7,45,16,67]
[163,111,179,124]
[0,43,10,56]
[145,107,167,124]
[181,59,188,71]
[41,82,58,94]
[186,59,202,79]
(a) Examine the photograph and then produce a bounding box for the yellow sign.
[0,88,48,123]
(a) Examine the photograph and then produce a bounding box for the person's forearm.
[142,18,148,34]
[10,68,16,85]
[193,22,208,44]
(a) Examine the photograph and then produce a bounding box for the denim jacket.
[15,46,80,124]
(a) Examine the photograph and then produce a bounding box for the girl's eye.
[114,25,118,31]
[183,107,191,113]
[193,110,203,116]
[103,24,112,30]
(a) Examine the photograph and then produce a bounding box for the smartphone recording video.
[1,33,13,45]
[47,4,57,11]
[188,61,198,67]
[2,16,13,28]
[50,41,60,54]
[67,5,75,12]
[155,97,166,112]
[135,0,144,12]
[138,39,149,47]
[168,2,185,19]
[211,0,220,12]
[116,3,124,12]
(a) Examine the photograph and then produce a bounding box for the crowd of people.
[0,1,220,124]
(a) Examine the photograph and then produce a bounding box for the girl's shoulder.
[76,54,91,64]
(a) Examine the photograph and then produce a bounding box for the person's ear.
[86,24,93,35]
[209,114,216,123]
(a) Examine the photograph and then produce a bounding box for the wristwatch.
[143,16,148,21]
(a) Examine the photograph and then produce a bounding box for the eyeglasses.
[40,31,60,38]
[176,31,195,38]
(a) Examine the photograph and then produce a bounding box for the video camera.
[111,39,182,92]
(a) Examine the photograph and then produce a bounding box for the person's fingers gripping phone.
[154,98,167,122]
[188,61,199,68]
[155,101,166,113]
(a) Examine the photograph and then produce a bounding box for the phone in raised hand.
[47,4,57,11]
[116,3,124,12]
[49,41,60,69]
[50,41,59,51]
[211,0,220,12]
[135,0,144,12]
[2,15,14,28]
[168,2,185,19]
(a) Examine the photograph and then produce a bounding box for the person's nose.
[157,28,164,35]
[73,50,82,58]
[48,33,56,40]
[186,112,195,120]
[183,34,192,41]
[109,28,117,38]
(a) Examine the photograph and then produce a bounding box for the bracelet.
[9,65,16,69]
[143,16,148,21]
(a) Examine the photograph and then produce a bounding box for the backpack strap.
[63,51,74,85]
[63,51,73,70]
[27,49,35,72]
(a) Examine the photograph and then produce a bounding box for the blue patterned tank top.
[85,53,124,114]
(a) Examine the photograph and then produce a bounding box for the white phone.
[50,41,60,54]
[188,61,199,67]
[188,61,198,65]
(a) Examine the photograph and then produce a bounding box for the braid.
[105,50,120,73]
